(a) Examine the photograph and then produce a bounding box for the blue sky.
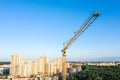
[0,0,120,61]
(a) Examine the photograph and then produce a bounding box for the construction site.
[1,0,120,79]
[0,11,100,80]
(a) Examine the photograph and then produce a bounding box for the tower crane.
[61,11,100,80]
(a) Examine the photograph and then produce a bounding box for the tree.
[73,65,120,80]
[70,76,74,80]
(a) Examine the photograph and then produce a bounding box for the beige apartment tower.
[10,53,64,77]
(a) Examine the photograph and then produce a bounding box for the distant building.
[68,63,82,74]
[0,64,10,76]
[98,62,117,66]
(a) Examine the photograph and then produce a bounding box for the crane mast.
[62,11,100,80]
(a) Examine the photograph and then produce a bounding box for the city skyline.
[0,0,120,61]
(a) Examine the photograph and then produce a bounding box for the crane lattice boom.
[62,11,100,53]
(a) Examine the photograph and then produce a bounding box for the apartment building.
[10,53,63,77]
